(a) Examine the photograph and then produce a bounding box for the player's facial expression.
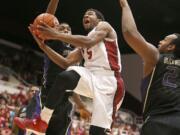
[55,23,71,35]
[158,34,177,52]
[83,10,99,31]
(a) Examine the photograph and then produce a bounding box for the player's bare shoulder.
[96,21,117,40]
[96,21,111,31]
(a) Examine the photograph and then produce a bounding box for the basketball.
[33,13,59,37]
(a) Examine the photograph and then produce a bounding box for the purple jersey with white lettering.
[141,53,180,119]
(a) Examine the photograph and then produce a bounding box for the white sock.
[40,107,54,124]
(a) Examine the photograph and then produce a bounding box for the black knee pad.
[45,70,80,109]
[56,70,80,90]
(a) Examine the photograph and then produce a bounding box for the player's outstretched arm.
[46,0,59,15]
[120,0,159,65]
[35,21,111,48]
[29,27,82,69]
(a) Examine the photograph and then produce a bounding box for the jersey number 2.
[162,65,179,88]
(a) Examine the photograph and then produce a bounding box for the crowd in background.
[68,113,141,135]
[0,45,43,86]
[0,90,142,135]
[0,90,30,135]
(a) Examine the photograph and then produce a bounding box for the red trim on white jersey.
[104,40,120,72]
[104,40,124,128]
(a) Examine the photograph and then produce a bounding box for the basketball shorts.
[67,66,125,129]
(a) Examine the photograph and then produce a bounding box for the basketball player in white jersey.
[14,8,125,135]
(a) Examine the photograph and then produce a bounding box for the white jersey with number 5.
[81,28,122,73]
[67,27,124,129]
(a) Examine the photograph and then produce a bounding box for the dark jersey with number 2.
[141,53,180,119]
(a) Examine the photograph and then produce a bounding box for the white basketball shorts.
[67,66,125,129]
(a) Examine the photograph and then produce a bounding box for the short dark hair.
[171,33,180,58]
[87,8,105,21]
